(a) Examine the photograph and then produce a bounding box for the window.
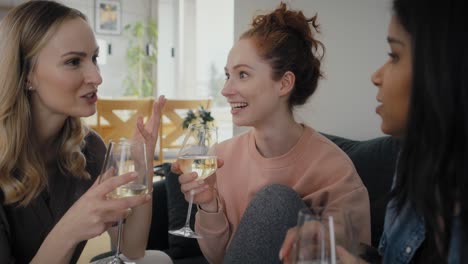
[157,0,233,141]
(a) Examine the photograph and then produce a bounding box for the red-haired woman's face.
[372,16,412,138]
[222,38,285,128]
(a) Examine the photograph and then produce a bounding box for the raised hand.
[172,159,224,212]
[52,169,151,245]
[133,95,166,190]
[133,96,166,162]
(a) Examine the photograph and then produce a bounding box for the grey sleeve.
[0,206,13,263]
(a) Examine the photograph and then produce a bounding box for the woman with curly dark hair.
[329,0,467,263]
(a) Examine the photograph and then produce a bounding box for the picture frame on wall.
[95,0,121,35]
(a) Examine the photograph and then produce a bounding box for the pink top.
[195,126,370,263]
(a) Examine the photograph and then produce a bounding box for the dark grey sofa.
[148,134,400,263]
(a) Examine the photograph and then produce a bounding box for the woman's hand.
[133,96,166,159]
[133,95,166,190]
[172,159,224,212]
[52,169,151,245]
[279,225,298,263]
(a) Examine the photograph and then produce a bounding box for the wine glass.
[292,208,358,264]
[97,139,149,264]
[169,124,218,239]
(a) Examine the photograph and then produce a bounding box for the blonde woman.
[0,1,170,263]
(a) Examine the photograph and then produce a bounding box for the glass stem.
[115,219,124,258]
[184,190,195,228]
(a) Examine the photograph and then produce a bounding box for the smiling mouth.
[82,92,96,98]
[231,102,248,109]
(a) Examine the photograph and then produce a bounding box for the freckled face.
[29,17,102,120]
[221,38,283,127]
[372,16,412,138]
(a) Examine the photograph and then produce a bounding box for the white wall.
[64,0,153,98]
[234,0,392,140]
[0,1,154,99]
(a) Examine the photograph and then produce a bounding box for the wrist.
[199,198,218,213]
[31,225,76,264]
[49,219,79,249]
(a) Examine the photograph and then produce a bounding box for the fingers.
[101,208,135,224]
[93,168,114,187]
[136,116,152,141]
[95,172,138,197]
[178,171,198,184]
[183,186,210,203]
[135,95,166,144]
[151,95,166,135]
[180,177,206,193]
[104,192,152,213]
[171,161,182,174]
[217,158,224,168]
[279,227,298,262]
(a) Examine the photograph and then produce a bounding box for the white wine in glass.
[178,155,217,180]
[97,139,148,264]
[169,124,218,239]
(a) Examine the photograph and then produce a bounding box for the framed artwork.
[95,0,121,35]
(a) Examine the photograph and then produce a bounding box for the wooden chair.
[94,98,154,144]
[157,99,212,164]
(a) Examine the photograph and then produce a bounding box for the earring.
[28,85,33,90]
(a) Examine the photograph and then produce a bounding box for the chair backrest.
[158,99,212,163]
[95,98,154,144]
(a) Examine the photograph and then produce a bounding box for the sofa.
[147,133,400,263]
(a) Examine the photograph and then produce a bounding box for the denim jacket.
[378,199,461,263]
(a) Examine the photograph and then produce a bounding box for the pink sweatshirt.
[195,126,370,263]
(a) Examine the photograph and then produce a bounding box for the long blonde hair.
[0,1,91,206]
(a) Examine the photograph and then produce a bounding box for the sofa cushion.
[322,134,400,246]
[149,163,206,262]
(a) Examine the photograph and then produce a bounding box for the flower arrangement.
[182,106,215,129]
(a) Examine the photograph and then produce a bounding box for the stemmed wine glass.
[292,208,358,264]
[169,124,218,239]
[97,139,149,264]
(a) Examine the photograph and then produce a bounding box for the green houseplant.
[123,19,157,97]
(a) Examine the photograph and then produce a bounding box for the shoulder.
[216,130,250,158]
[83,130,106,158]
[83,130,106,179]
[299,127,362,188]
[303,126,356,169]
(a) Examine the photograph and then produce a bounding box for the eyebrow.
[61,47,100,57]
[224,64,254,72]
[387,36,405,46]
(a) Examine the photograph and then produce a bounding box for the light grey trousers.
[224,184,307,264]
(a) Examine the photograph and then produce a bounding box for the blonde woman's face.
[371,16,412,138]
[28,17,102,121]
